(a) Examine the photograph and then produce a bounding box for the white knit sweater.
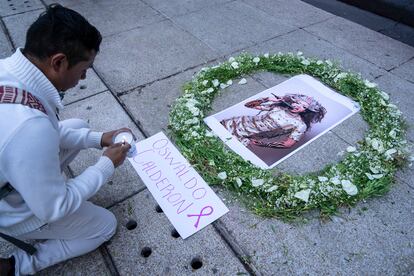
[0,49,115,236]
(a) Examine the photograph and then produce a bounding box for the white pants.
[12,119,117,275]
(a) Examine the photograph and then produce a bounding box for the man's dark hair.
[24,4,102,68]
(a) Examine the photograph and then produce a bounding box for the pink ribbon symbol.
[187,206,214,229]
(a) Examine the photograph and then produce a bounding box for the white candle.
[114,131,133,144]
[113,131,137,157]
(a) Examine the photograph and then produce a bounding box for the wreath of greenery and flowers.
[169,52,410,219]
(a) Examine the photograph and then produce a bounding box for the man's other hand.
[103,142,131,168]
[101,127,133,147]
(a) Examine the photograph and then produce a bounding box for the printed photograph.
[204,75,360,169]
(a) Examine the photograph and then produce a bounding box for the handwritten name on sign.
[128,132,229,239]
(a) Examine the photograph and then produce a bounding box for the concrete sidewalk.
[1,0,413,275]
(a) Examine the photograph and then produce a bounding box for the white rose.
[231,62,239,69]
[346,146,356,152]
[251,178,264,187]
[341,180,358,196]
[253,57,260,64]
[238,78,247,85]
[294,189,311,203]
[202,80,209,86]
[301,59,310,66]
[218,172,227,180]
[212,79,220,87]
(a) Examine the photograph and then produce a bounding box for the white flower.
[318,176,328,182]
[372,174,384,179]
[251,178,264,187]
[238,78,247,85]
[294,189,311,203]
[231,62,239,69]
[264,53,269,58]
[253,57,260,64]
[380,91,389,100]
[218,172,227,180]
[346,146,357,153]
[385,148,397,160]
[206,87,214,93]
[341,180,358,196]
[371,138,384,152]
[228,57,235,62]
[330,177,341,185]
[364,79,377,88]
[334,72,348,82]
[325,60,333,66]
[365,173,374,180]
[297,51,303,56]
[235,177,242,187]
[208,160,215,166]
[205,130,214,137]
[184,118,198,125]
[301,59,310,66]
[212,79,220,87]
[316,60,323,65]
[202,80,209,86]
[266,186,278,192]
[191,131,199,137]
[227,80,233,85]
[370,166,380,174]
[220,83,228,89]
[389,129,397,138]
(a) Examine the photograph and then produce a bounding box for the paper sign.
[128,132,229,239]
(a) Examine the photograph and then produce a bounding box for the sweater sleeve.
[1,117,114,223]
[58,123,103,150]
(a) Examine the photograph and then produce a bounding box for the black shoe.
[0,256,15,276]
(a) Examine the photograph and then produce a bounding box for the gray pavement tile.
[296,180,414,275]
[304,16,414,71]
[241,0,334,28]
[143,0,234,18]
[2,9,43,49]
[330,113,368,145]
[62,70,108,105]
[0,0,43,17]
[172,1,295,55]
[246,29,385,80]
[248,71,289,88]
[275,131,349,174]
[209,76,267,113]
[375,72,414,142]
[120,66,204,136]
[391,58,414,84]
[67,0,165,37]
[94,20,216,93]
[0,27,13,59]
[215,192,337,275]
[107,190,248,275]
[60,92,146,207]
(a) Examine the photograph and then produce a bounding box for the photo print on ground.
[204,74,360,169]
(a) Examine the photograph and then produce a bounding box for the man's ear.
[50,53,68,72]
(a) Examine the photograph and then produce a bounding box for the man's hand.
[103,142,131,168]
[101,128,133,147]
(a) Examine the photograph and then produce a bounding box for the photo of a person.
[220,94,327,149]
[204,75,360,169]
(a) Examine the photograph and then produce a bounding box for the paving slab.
[60,92,146,207]
[2,8,43,49]
[172,1,295,55]
[107,190,248,275]
[375,72,414,142]
[120,65,205,136]
[94,20,216,93]
[66,0,165,37]
[304,16,414,71]
[246,28,386,80]
[391,58,414,84]
[142,0,234,18]
[0,26,12,59]
[62,70,108,105]
[241,0,334,28]
[0,0,43,17]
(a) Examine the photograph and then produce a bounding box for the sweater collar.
[4,48,64,110]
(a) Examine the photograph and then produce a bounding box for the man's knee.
[101,210,117,241]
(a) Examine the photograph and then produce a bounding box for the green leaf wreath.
[169,52,410,219]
